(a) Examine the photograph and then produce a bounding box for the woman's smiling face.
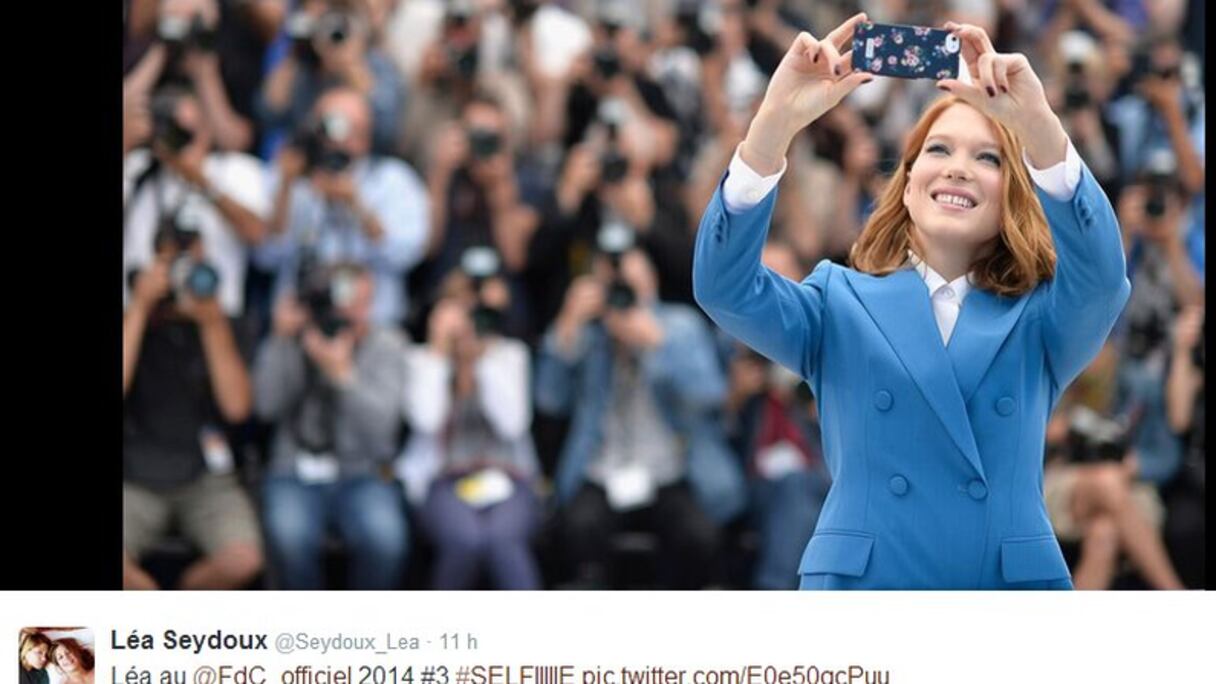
[55,647,78,672]
[903,103,1006,252]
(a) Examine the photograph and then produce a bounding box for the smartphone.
[851,22,961,80]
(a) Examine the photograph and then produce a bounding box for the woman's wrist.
[1013,104,1069,169]
[740,106,799,176]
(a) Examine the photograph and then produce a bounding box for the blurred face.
[54,647,79,673]
[24,645,48,670]
[903,104,1005,253]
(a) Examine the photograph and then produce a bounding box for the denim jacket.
[535,302,747,523]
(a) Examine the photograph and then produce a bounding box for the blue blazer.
[693,163,1131,589]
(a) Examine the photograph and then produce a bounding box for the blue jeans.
[262,475,409,589]
[751,465,831,590]
[417,475,541,589]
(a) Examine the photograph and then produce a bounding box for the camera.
[1141,149,1178,219]
[315,11,353,46]
[1066,406,1132,464]
[467,127,502,160]
[593,47,621,80]
[1063,61,1090,112]
[150,91,194,154]
[675,0,715,56]
[597,221,637,310]
[460,246,505,336]
[597,99,629,184]
[286,10,321,67]
[152,204,221,302]
[296,254,355,338]
[157,13,218,53]
[443,0,479,79]
[291,113,353,173]
[1125,307,1168,360]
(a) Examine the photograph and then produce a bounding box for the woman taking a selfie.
[693,13,1130,589]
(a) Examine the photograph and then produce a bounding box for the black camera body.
[296,253,352,338]
[460,246,505,337]
[593,47,622,80]
[151,92,194,153]
[596,222,637,310]
[1067,406,1132,464]
[152,214,221,301]
[292,118,353,174]
[1142,149,1180,219]
[445,44,479,80]
[1125,307,1168,360]
[467,128,503,160]
[600,149,629,184]
[158,14,218,54]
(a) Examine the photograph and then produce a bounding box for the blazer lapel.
[947,287,1031,403]
[843,269,986,482]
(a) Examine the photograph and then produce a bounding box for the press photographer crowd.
[122,0,1204,590]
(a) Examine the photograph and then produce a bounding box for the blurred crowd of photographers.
[122,0,1205,590]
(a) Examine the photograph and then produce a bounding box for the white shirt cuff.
[722,145,787,214]
[1023,139,1082,202]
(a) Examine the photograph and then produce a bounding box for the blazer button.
[874,390,893,411]
[996,396,1016,416]
[967,480,988,500]
[888,475,909,496]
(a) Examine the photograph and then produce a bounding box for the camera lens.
[468,128,502,159]
[593,48,621,79]
[600,150,628,184]
[185,262,221,299]
[606,281,636,310]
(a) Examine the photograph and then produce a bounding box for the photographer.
[394,0,531,164]
[1107,34,1204,195]
[398,261,542,589]
[554,0,679,165]
[125,0,282,152]
[254,86,429,327]
[258,0,405,157]
[1042,375,1185,590]
[412,93,545,338]
[124,86,269,318]
[1048,30,1121,189]
[253,263,410,589]
[535,238,745,589]
[527,97,682,333]
[721,242,830,590]
[123,223,263,590]
[1111,153,1203,488]
[1163,304,1205,587]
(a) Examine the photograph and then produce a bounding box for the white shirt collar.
[906,250,974,301]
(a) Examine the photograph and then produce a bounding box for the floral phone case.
[851,22,961,80]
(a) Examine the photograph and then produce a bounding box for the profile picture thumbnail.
[18,628,94,684]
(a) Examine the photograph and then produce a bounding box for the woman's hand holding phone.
[934,22,1068,168]
[739,12,873,175]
